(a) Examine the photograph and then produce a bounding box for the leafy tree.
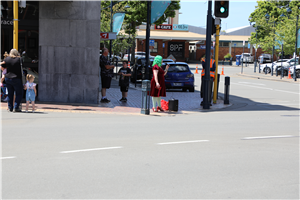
[101,1,180,62]
[249,0,300,57]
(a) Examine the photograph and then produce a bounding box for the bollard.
[141,80,151,115]
[115,59,118,79]
[259,63,261,73]
[265,65,267,75]
[217,73,220,99]
[224,76,230,105]
[208,77,214,104]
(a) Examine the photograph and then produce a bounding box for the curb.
[236,73,300,83]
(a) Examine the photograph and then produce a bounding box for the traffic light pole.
[203,0,213,109]
[13,1,18,49]
[145,1,151,80]
[213,21,221,104]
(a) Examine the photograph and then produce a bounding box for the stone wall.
[39,1,100,104]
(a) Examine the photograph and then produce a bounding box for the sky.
[179,0,258,30]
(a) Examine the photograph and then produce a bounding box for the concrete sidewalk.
[1,77,231,115]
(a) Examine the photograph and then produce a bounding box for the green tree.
[249,0,300,56]
[101,1,180,62]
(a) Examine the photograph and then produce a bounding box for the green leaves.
[249,0,300,55]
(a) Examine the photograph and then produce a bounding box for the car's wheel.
[283,70,288,76]
[266,67,271,73]
[182,88,187,92]
[189,87,195,92]
[296,69,300,78]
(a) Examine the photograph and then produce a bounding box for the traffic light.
[211,17,216,35]
[214,0,229,18]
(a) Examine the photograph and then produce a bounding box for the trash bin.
[236,55,241,66]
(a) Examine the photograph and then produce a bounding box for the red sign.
[100,33,109,39]
[155,24,173,30]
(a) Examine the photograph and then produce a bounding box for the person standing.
[0,49,23,112]
[118,61,131,102]
[24,74,37,113]
[200,54,216,106]
[99,48,115,103]
[150,55,169,112]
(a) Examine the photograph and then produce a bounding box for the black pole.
[145,1,151,80]
[294,15,298,81]
[271,21,275,76]
[281,43,284,79]
[254,31,257,73]
[109,0,113,61]
[203,1,212,109]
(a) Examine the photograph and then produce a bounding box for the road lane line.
[157,140,209,145]
[60,146,123,154]
[238,82,265,86]
[0,156,16,160]
[242,135,295,140]
[232,83,300,95]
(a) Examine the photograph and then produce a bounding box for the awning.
[135,30,207,41]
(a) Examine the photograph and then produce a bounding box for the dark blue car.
[163,62,195,92]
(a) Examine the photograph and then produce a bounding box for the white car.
[123,52,154,61]
[260,57,298,73]
[241,53,254,63]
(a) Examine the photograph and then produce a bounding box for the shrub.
[224,53,232,59]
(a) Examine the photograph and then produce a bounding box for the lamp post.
[249,19,259,73]
[286,7,299,81]
[265,13,275,76]
[102,2,129,61]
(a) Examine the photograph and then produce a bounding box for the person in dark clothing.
[118,61,131,102]
[200,54,216,106]
[0,49,23,112]
[99,48,115,103]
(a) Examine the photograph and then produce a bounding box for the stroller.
[1,83,8,102]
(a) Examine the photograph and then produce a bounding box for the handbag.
[20,58,25,84]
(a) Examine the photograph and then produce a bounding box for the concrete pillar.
[38,1,100,104]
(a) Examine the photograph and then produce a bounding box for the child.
[118,61,131,102]
[24,74,37,113]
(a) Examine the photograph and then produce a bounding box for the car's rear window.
[168,65,189,72]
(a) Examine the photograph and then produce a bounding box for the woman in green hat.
[150,55,169,112]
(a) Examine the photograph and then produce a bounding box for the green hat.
[152,55,162,67]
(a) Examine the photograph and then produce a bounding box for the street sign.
[243,40,245,46]
[163,43,165,48]
[149,40,155,46]
[167,54,176,62]
[100,32,117,40]
[248,43,250,49]
[234,43,236,47]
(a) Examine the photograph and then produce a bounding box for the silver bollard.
[141,80,151,115]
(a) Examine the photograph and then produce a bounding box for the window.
[150,42,158,53]
[168,65,189,72]
[220,42,229,47]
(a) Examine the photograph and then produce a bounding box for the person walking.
[200,54,216,106]
[0,49,23,112]
[24,74,37,113]
[99,48,115,103]
[150,55,169,112]
[118,61,131,102]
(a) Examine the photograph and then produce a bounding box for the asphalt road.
[1,65,299,199]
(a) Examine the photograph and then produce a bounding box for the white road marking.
[60,146,123,154]
[238,82,265,86]
[157,140,209,145]
[232,82,300,95]
[0,156,16,160]
[242,135,295,140]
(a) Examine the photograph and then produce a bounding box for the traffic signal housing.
[214,0,229,18]
[211,17,216,35]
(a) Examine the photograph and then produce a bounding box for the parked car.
[130,57,153,83]
[260,57,299,74]
[240,53,254,63]
[123,52,154,61]
[258,54,272,63]
[289,65,300,78]
[259,59,289,73]
[163,62,195,92]
[276,58,299,76]
[163,59,174,64]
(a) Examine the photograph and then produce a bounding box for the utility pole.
[213,19,221,104]
[13,1,19,49]
[145,1,151,80]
